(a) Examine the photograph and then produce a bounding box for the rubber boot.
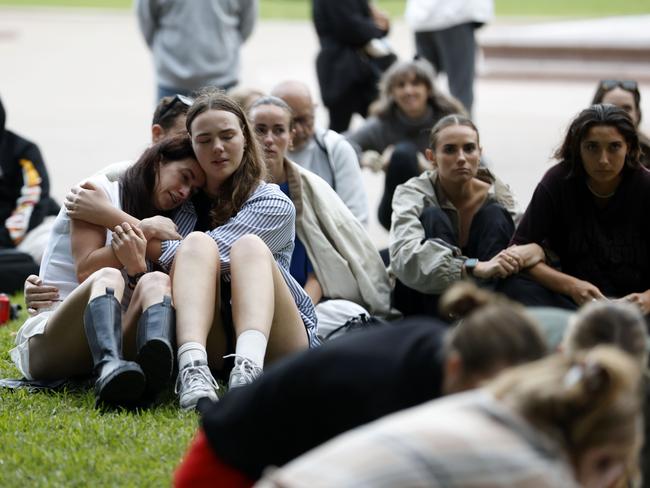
[84,288,145,407]
[136,295,176,398]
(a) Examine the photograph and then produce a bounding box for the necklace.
[586,181,616,199]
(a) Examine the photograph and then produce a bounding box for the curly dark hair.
[554,104,641,178]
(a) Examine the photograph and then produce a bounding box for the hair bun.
[439,282,493,319]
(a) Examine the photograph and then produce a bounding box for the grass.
[0,294,199,487]
[0,0,647,18]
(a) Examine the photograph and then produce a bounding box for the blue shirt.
[279,181,314,287]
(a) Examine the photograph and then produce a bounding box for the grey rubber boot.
[84,288,145,407]
[136,295,176,398]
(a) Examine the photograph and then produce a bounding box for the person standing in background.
[136,0,258,101]
[405,0,494,114]
[312,0,391,133]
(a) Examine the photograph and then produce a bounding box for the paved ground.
[1,7,649,247]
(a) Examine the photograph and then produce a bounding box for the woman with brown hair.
[390,114,542,317]
[259,346,644,488]
[9,135,205,408]
[152,89,319,411]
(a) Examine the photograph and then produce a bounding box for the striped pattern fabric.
[160,182,320,348]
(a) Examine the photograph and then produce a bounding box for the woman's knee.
[87,267,124,289]
[135,271,170,295]
[177,232,219,258]
[387,143,419,179]
[230,234,269,262]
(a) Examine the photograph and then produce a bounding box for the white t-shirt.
[38,175,121,303]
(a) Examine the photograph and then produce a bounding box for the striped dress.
[158,181,320,348]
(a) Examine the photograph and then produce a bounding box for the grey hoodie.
[136,0,257,91]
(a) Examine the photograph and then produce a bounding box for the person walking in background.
[271,80,369,225]
[136,0,258,101]
[405,0,494,114]
[312,0,393,132]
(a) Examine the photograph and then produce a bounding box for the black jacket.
[0,98,58,248]
[312,0,387,105]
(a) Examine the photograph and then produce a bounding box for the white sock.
[177,342,208,370]
[234,330,267,368]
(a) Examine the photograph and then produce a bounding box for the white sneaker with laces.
[226,355,263,390]
[175,360,219,411]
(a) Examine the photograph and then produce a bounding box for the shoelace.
[174,364,218,395]
[224,354,262,385]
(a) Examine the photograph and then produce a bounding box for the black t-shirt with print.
[512,162,650,297]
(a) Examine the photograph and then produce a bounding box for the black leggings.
[393,201,514,318]
[378,142,420,230]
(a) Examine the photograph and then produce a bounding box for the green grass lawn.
[0,0,647,18]
[0,295,199,486]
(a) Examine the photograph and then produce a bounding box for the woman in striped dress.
[155,89,319,411]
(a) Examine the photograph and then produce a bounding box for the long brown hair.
[186,88,267,226]
[120,134,196,219]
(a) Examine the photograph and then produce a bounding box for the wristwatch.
[127,272,145,290]
[464,258,478,277]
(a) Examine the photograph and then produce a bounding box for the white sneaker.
[175,361,219,411]
[227,355,263,390]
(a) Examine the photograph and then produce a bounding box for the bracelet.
[127,272,145,290]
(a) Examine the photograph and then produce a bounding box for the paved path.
[1,7,649,246]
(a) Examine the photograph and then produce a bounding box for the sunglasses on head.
[158,93,194,119]
[599,80,638,92]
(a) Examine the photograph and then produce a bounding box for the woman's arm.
[65,182,182,241]
[527,262,606,306]
[304,273,323,305]
[70,219,122,283]
[389,182,465,294]
[158,187,295,275]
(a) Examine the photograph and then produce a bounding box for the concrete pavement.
[1,7,649,247]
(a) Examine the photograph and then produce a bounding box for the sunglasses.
[599,80,638,92]
[158,93,194,119]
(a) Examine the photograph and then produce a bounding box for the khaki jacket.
[389,168,517,294]
[285,159,392,317]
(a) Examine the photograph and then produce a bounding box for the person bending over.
[173,283,547,486]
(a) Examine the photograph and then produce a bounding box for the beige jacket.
[389,168,517,294]
[285,159,392,317]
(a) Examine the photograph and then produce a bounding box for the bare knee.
[136,271,170,295]
[177,232,219,259]
[87,267,124,292]
[231,234,269,263]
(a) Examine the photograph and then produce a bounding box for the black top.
[512,162,650,297]
[312,0,387,105]
[0,99,58,248]
[201,318,447,479]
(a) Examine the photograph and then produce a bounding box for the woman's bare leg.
[28,267,125,380]
[230,234,309,366]
[170,232,223,409]
[171,232,221,347]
